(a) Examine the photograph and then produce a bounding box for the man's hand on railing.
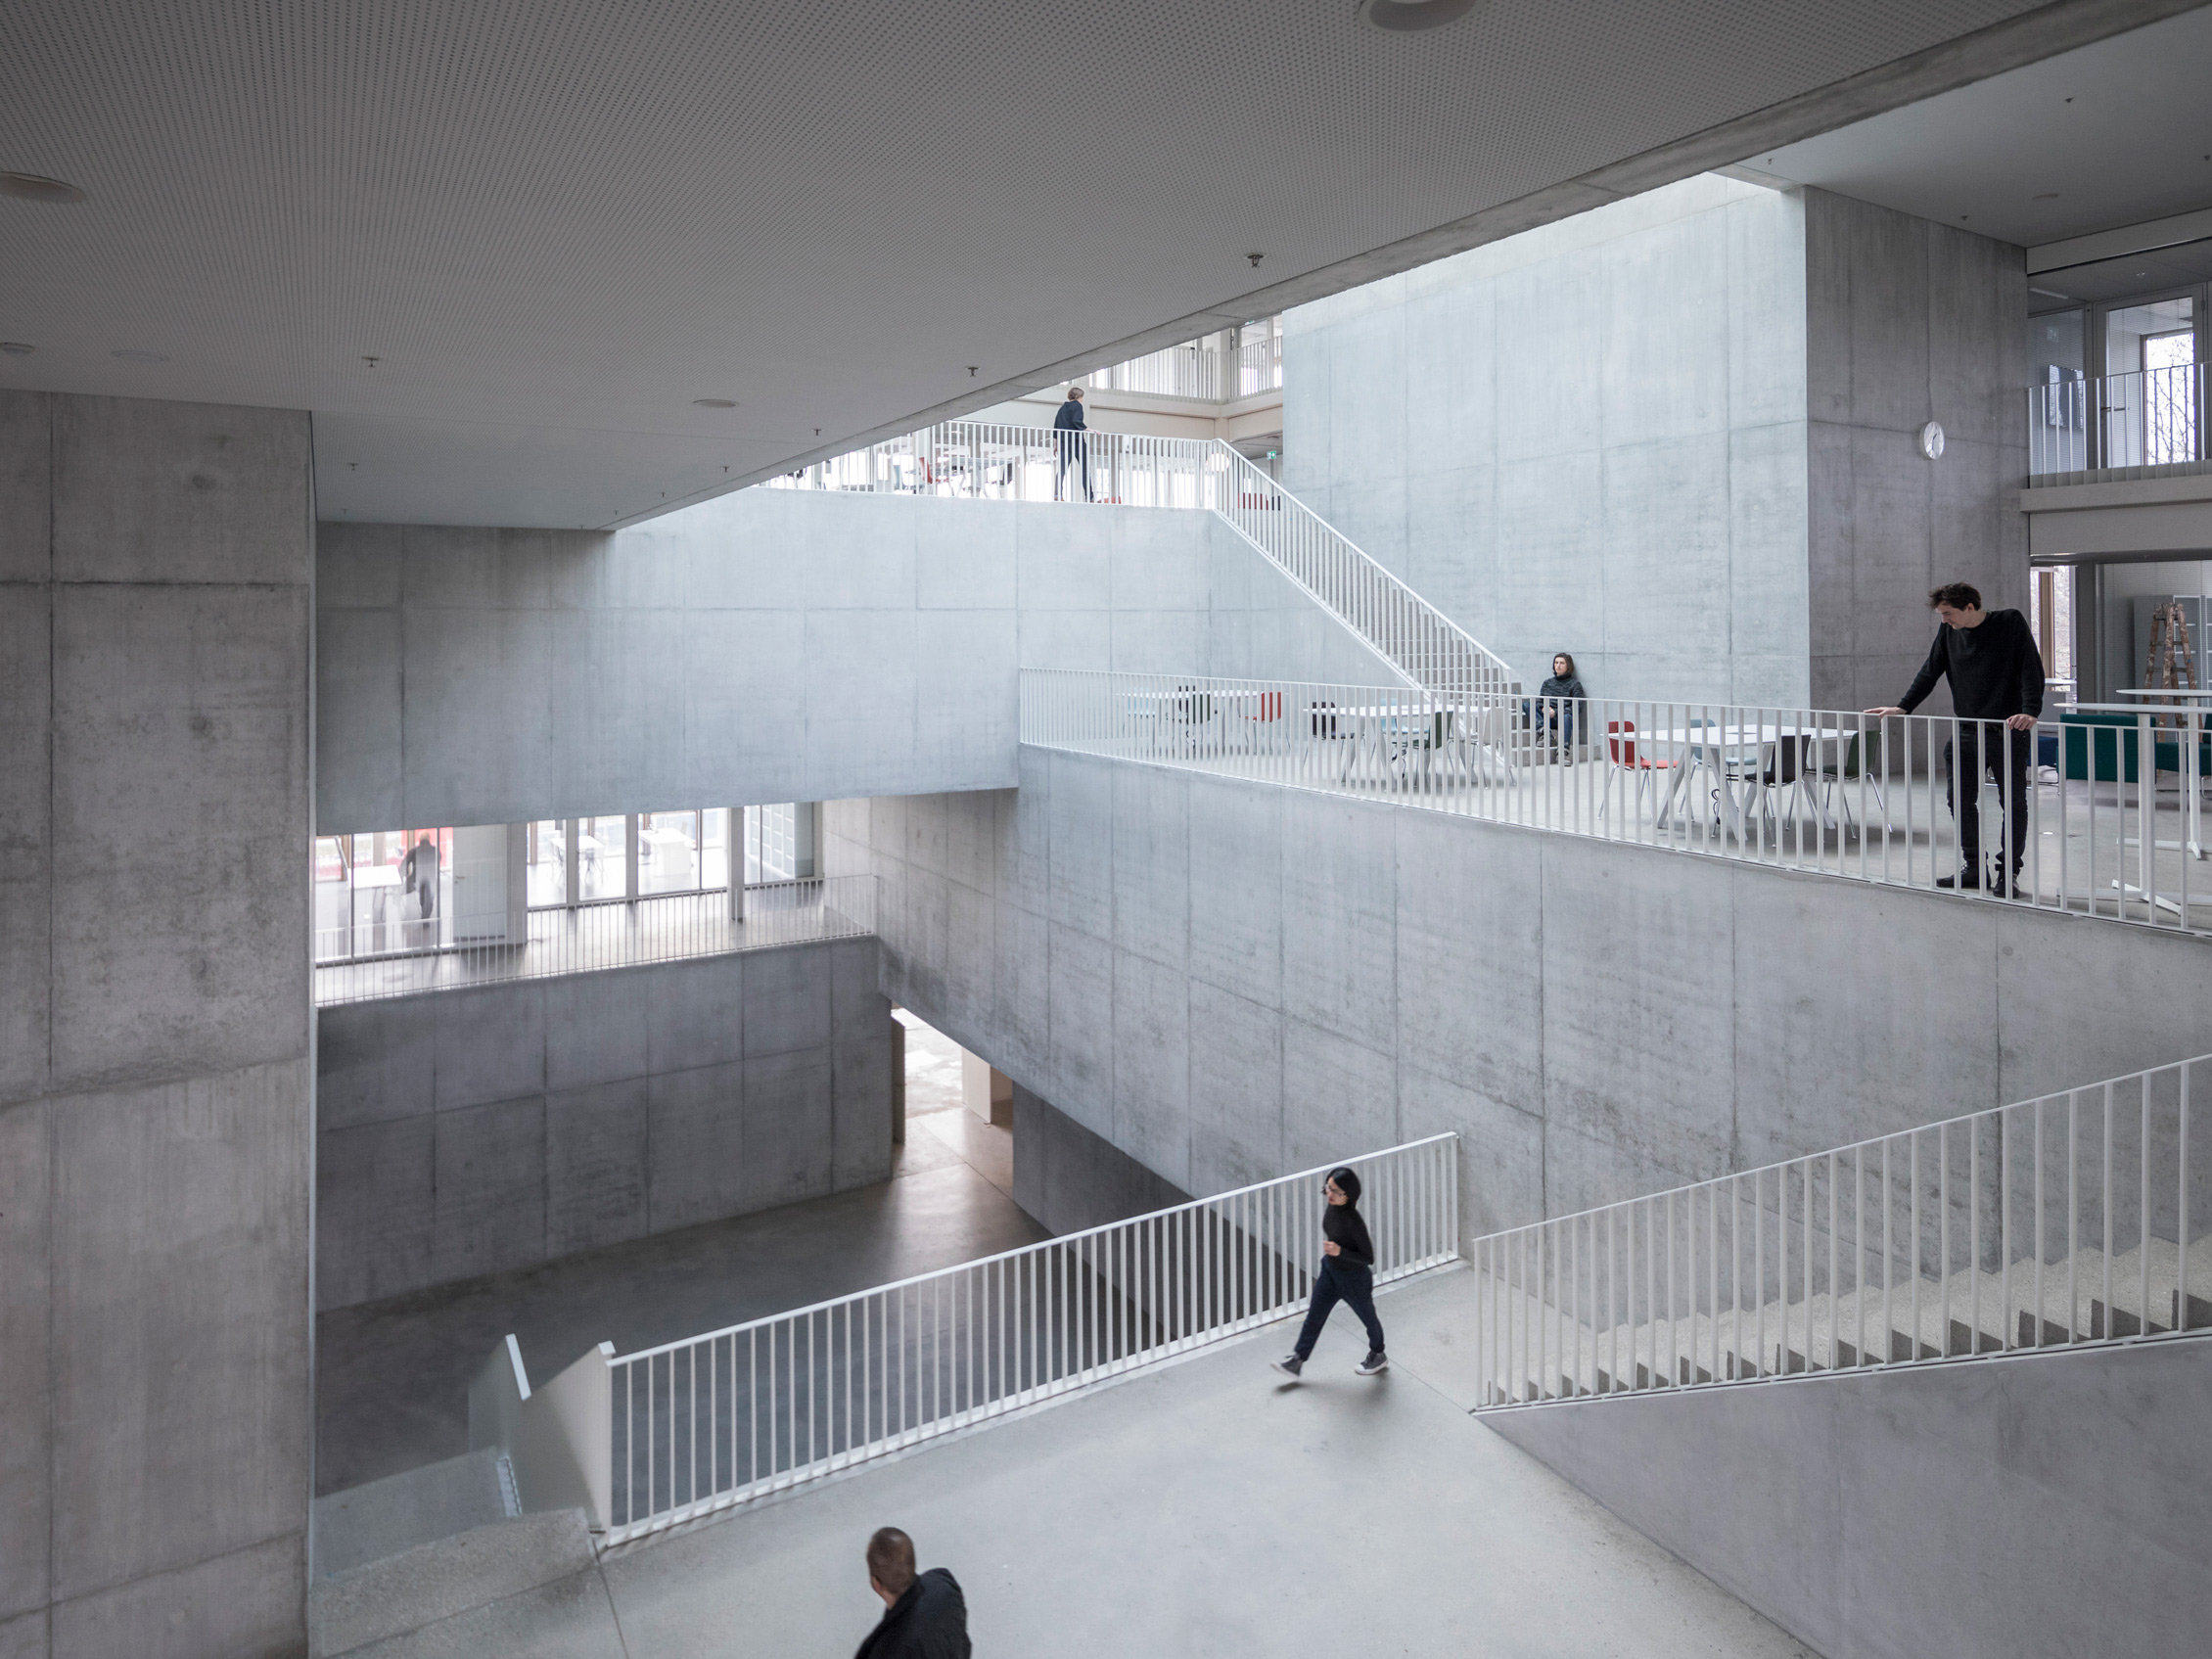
[2004,714,2037,731]
[1863,706,1905,717]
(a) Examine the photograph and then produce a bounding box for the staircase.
[768,420,1520,700]
[1468,1054,2212,1410]
[309,1449,595,1657]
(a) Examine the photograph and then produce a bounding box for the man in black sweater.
[1866,581,2046,896]
[854,1527,970,1659]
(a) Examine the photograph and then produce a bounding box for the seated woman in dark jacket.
[1525,652,1587,757]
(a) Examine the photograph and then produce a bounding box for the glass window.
[313,827,450,958]
[747,803,797,883]
[2103,297,2198,468]
[527,819,568,907]
[701,807,730,892]
[638,809,701,896]
[579,815,628,900]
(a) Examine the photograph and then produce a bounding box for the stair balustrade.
[765,421,1517,701]
[1467,1054,2212,1410]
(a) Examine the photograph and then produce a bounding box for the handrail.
[762,419,1521,698]
[1469,1054,2210,1409]
[1209,442,1518,700]
[593,1131,1458,1543]
[2028,360,2207,481]
[1022,668,2212,938]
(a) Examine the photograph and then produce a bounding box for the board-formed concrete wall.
[827,749,2212,1248]
[0,391,314,1655]
[1487,1336,2212,1659]
[315,937,893,1309]
[1283,174,1813,707]
[1803,188,2030,714]
[316,489,1398,833]
[1282,175,2029,715]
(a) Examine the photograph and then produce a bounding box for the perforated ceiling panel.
[0,0,2180,526]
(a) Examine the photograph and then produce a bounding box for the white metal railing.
[312,875,877,1005]
[768,422,1517,699]
[1022,669,2212,936]
[1065,323,1280,402]
[1470,1055,2211,1409]
[1084,337,1221,400]
[589,1133,1456,1543]
[2028,362,2207,481]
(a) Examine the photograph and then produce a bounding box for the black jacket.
[854,1568,971,1659]
[1536,673,1586,705]
[1053,397,1086,431]
[1898,609,2045,721]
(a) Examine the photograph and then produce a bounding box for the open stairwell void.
[768,419,1520,699]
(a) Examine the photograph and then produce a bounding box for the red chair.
[1601,719,1675,820]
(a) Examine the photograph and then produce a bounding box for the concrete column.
[0,391,315,1654]
[793,801,819,879]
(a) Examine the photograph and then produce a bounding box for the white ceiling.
[0,0,2194,528]
[1745,6,2212,251]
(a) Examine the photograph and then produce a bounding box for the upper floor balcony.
[2028,362,2211,486]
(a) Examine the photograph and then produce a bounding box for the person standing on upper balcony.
[1053,385,1091,502]
[1866,581,2045,898]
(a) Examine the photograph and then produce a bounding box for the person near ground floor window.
[1272,1167,1388,1379]
[1866,581,2045,896]
[854,1527,970,1659]
[1052,385,1091,502]
[1523,652,1586,756]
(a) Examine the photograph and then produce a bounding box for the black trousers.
[1055,430,1090,500]
[1947,721,2034,875]
[1293,1261,1385,1359]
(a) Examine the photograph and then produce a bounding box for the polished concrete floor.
[317,1097,1037,1496]
[328,1269,1812,1658]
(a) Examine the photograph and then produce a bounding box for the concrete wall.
[0,392,314,1655]
[1488,1336,2212,1659]
[828,751,2212,1249]
[1012,1083,1189,1236]
[1805,189,2029,713]
[315,938,892,1309]
[318,490,1395,833]
[1282,174,1813,706]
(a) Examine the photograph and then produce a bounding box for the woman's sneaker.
[1270,1355,1304,1378]
[1356,1352,1389,1376]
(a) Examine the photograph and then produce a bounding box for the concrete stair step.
[308,1505,594,1658]
[313,1447,520,1578]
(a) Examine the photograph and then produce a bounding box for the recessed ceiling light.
[693,397,736,408]
[2033,192,2060,201]
[0,171,86,204]
[0,342,31,355]
[112,348,167,363]
[1357,0,1483,29]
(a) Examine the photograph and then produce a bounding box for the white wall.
[1283,174,1812,707]
[317,490,1396,833]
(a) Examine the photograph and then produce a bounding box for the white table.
[1312,702,1457,784]
[2106,690,2212,860]
[1637,723,1859,841]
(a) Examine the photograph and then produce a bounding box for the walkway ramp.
[315,1272,1812,1658]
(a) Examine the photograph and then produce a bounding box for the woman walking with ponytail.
[1271,1166,1388,1379]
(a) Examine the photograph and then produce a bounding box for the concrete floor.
[317,1124,1041,1496]
[330,1270,1812,1657]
